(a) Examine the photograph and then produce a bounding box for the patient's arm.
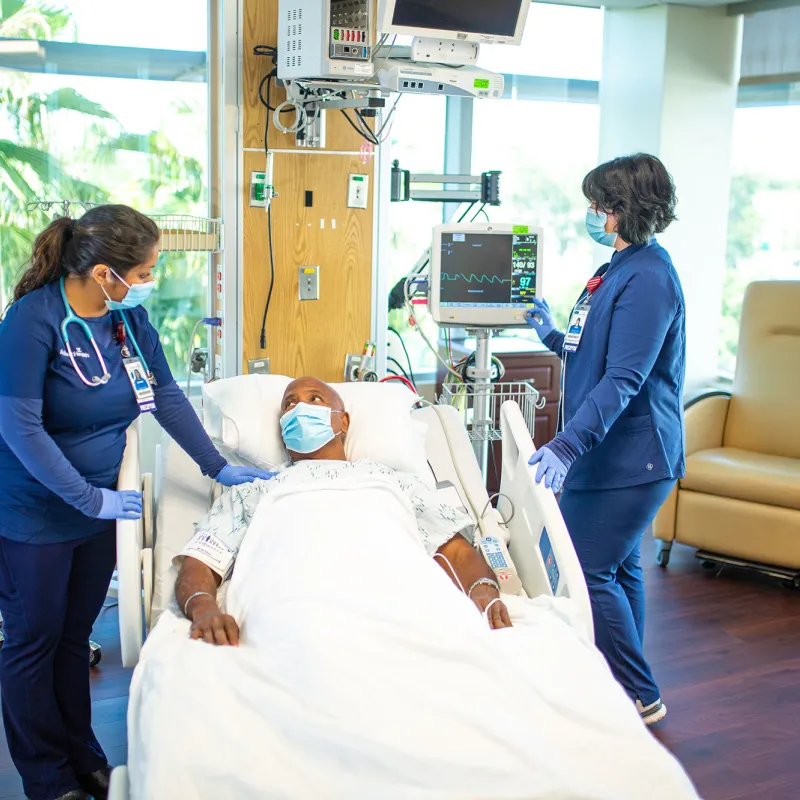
[435,536,512,630]
[176,556,240,646]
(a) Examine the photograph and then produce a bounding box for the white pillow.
[203,375,434,485]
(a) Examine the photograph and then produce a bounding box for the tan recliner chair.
[653,280,800,582]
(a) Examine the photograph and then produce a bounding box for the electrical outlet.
[298,266,319,301]
[248,358,270,375]
[347,174,369,209]
[344,353,362,382]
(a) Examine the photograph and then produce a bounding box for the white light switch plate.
[347,174,369,209]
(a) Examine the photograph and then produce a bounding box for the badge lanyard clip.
[563,276,602,354]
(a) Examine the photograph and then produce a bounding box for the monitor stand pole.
[472,328,493,484]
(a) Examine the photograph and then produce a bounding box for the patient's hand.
[189,599,240,646]
[470,585,513,630]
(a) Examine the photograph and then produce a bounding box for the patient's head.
[280,377,351,462]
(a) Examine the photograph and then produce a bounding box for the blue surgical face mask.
[280,402,342,454]
[585,208,618,248]
[102,268,156,311]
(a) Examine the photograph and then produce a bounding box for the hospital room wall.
[241,0,377,382]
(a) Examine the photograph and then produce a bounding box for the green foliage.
[0,0,209,378]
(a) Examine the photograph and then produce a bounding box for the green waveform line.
[441,273,511,284]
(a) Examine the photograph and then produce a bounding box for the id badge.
[123,358,157,413]
[563,303,591,353]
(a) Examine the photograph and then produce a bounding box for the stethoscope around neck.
[59,277,151,388]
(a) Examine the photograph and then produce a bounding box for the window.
[720,104,800,374]
[0,0,209,379]
[386,94,446,381]
[472,100,601,336]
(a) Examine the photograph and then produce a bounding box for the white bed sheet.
[129,475,698,800]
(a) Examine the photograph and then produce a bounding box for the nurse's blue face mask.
[101,268,156,311]
[280,402,342,454]
[585,207,618,248]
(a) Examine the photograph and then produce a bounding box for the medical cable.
[379,375,416,394]
[387,326,416,385]
[258,71,276,350]
[482,597,503,619]
[424,402,489,544]
[185,318,203,400]
[387,355,413,385]
[341,109,380,146]
[481,493,515,526]
[404,277,464,383]
[432,552,465,595]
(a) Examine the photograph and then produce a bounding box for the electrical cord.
[258,69,275,350]
[388,326,416,385]
[341,109,380,146]
[184,318,204,399]
[480,493,515,525]
[387,355,412,385]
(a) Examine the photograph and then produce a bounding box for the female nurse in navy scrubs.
[526,154,686,727]
[0,205,271,800]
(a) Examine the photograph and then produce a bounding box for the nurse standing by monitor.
[0,205,271,800]
[525,154,686,727]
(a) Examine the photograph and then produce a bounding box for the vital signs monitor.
[429,223,543,328]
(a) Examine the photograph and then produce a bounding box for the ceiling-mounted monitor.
[378,0,530,46]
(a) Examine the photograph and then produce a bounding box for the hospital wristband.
[183,591,215,619]
[467,578,500,599]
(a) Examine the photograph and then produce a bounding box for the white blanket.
[128,478,698,800]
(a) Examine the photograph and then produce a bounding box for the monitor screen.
[439,232,538,308]
[389,0,524,38]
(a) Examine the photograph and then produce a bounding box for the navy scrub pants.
[559,479,675,706]
[0,528,116,800]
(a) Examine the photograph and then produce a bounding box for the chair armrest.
[684,391,731,457]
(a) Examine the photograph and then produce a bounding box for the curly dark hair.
[581,154,677,245]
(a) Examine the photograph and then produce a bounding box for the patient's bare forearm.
[176,556,222,620]
[435,535,495,594]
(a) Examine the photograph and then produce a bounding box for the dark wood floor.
[0,538,797,799]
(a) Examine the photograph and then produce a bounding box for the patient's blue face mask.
[280,402,342,454]
[585,207,618,248]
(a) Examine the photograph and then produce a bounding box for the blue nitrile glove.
[216,465,277,487]
[528,446,569,494]
[97,489,143,520]
[525,297,556,342]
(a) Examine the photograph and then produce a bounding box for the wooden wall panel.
[242,150,374,381]
[242,0,376,380]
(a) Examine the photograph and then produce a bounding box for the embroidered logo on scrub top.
[59,347,90,359]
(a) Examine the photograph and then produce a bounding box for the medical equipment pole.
[472,328,493,482]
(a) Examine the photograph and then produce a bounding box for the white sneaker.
[636,697,667,726]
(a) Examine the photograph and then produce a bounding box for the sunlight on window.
[0,0,209,378]
[720,105,800,374]
[472,100,601,336]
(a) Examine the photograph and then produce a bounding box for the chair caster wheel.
[655,543,671,568]
[701,560,716,570]
[783,577,800,591]
[89,641,102,667]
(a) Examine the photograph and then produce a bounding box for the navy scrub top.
[0,281,226,543]
[543,240,687,491]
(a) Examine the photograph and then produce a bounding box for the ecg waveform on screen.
[441,273,511,284]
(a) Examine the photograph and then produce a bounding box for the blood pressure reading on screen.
[439,233,538,307]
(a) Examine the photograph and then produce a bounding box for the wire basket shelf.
[149,215,222,253]
[438,381,542,442]
[25,203,222,254]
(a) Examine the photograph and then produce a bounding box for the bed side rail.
[116,421,152,668]
[499,402,594,642]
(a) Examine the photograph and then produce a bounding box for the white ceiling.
[540,0,800,12]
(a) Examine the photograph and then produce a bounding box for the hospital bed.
[107,399,595,799]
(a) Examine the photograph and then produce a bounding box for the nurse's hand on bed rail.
[189,598,240,646]
[216,465,277,487]
[470,585,513,630]
[96,489,142,520]
[528,446,568,494]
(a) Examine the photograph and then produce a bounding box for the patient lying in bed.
[175,376,512,643]
[129,377,699,799]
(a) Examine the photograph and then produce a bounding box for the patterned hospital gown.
[178,459,475,580]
